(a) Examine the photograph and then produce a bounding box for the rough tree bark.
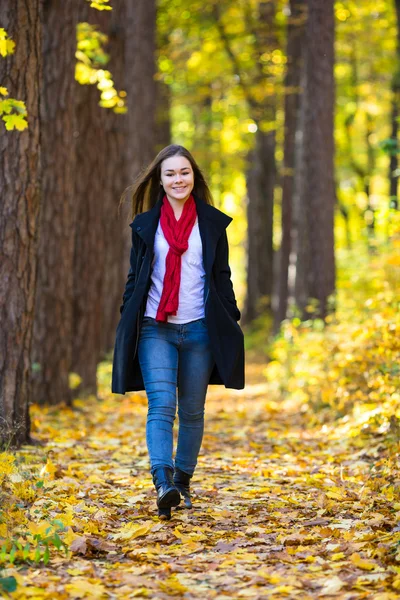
[243,0,277,324]
[245,128,276,322]
[389,0,400,210]
[125,0,157,195]
[294,0,336,319]
[213,0,278,324]
[31,0,79,406]
[100,0,130,355]
[274,0,306,331]
[112,0,158,309]
[72,1,128,395]
[73,0,158,392]
[0,0,42,445]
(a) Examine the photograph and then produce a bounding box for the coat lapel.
[129,196,162,249]
[194,194,232,276]
[130,192,232,276]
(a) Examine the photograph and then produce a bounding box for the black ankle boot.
[174,467,193,509]
[152,466,181,511]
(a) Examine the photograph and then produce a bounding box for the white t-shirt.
[144,218,206,323]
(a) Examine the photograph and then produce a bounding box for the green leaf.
[23,542,30,560]
[0,543,7,561]
[52,533,62,550]
[0,576,17,593]
[52,519,65,530]
[9,544,16,564]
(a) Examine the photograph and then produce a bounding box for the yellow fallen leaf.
[112,521,153,541]
[304,555,316,563]
[131,588,151,597]
[275,586,295,594]
[158,576,188,595]
[28,521,53,536]
[392,575,400,590]
[65,578,106,599]
[331,552,346,561]
[326,488,347,501]
[350,553,377,571]
[40,458,57,479]
[87,474,105,484]
[63,527,80,546]
[256,570,281,584]
[67,568,87,576]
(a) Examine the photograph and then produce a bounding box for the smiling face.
[160,155,195,203]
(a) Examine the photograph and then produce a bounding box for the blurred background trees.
[1,0,400,446]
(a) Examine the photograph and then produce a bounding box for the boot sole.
[157,487,181,509]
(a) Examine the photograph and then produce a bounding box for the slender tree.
[213,0,278,324]
[275,0,306,331]
[0,0,42,445]
[294,0,336,319]
[389,0,400,210]
[125,0,157,190]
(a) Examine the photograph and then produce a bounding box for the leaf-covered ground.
[1,354,399,599]
[1,243,400,599]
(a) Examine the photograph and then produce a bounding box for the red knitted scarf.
[156,193,197,322]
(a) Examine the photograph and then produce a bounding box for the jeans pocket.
[199,318,207,328]
[142,316,154,325]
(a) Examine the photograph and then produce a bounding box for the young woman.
[112,145,244,520]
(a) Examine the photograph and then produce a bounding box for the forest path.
[11,359,398,599]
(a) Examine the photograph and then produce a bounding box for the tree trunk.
[125,0,157,189]
[295,0,336,319]
[0,0,42,446]
[155,79,171,153]
[244,129,275,322]
[118,0,157,303]
[72,86,107,395]
[274,0,306,331]
[293,63,310,315]
[389,0,400,210]
[100,1,130,355]
[72,2,127,395]
[32,0,79,406]
[243,0,277,324]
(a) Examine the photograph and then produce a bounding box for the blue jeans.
[138,316,215,476]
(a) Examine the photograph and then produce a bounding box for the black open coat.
[111,193,245,394]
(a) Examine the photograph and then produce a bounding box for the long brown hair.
[119,145,214,220]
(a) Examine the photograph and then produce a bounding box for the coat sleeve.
[213,229,241,321]
[119,224,138,315]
